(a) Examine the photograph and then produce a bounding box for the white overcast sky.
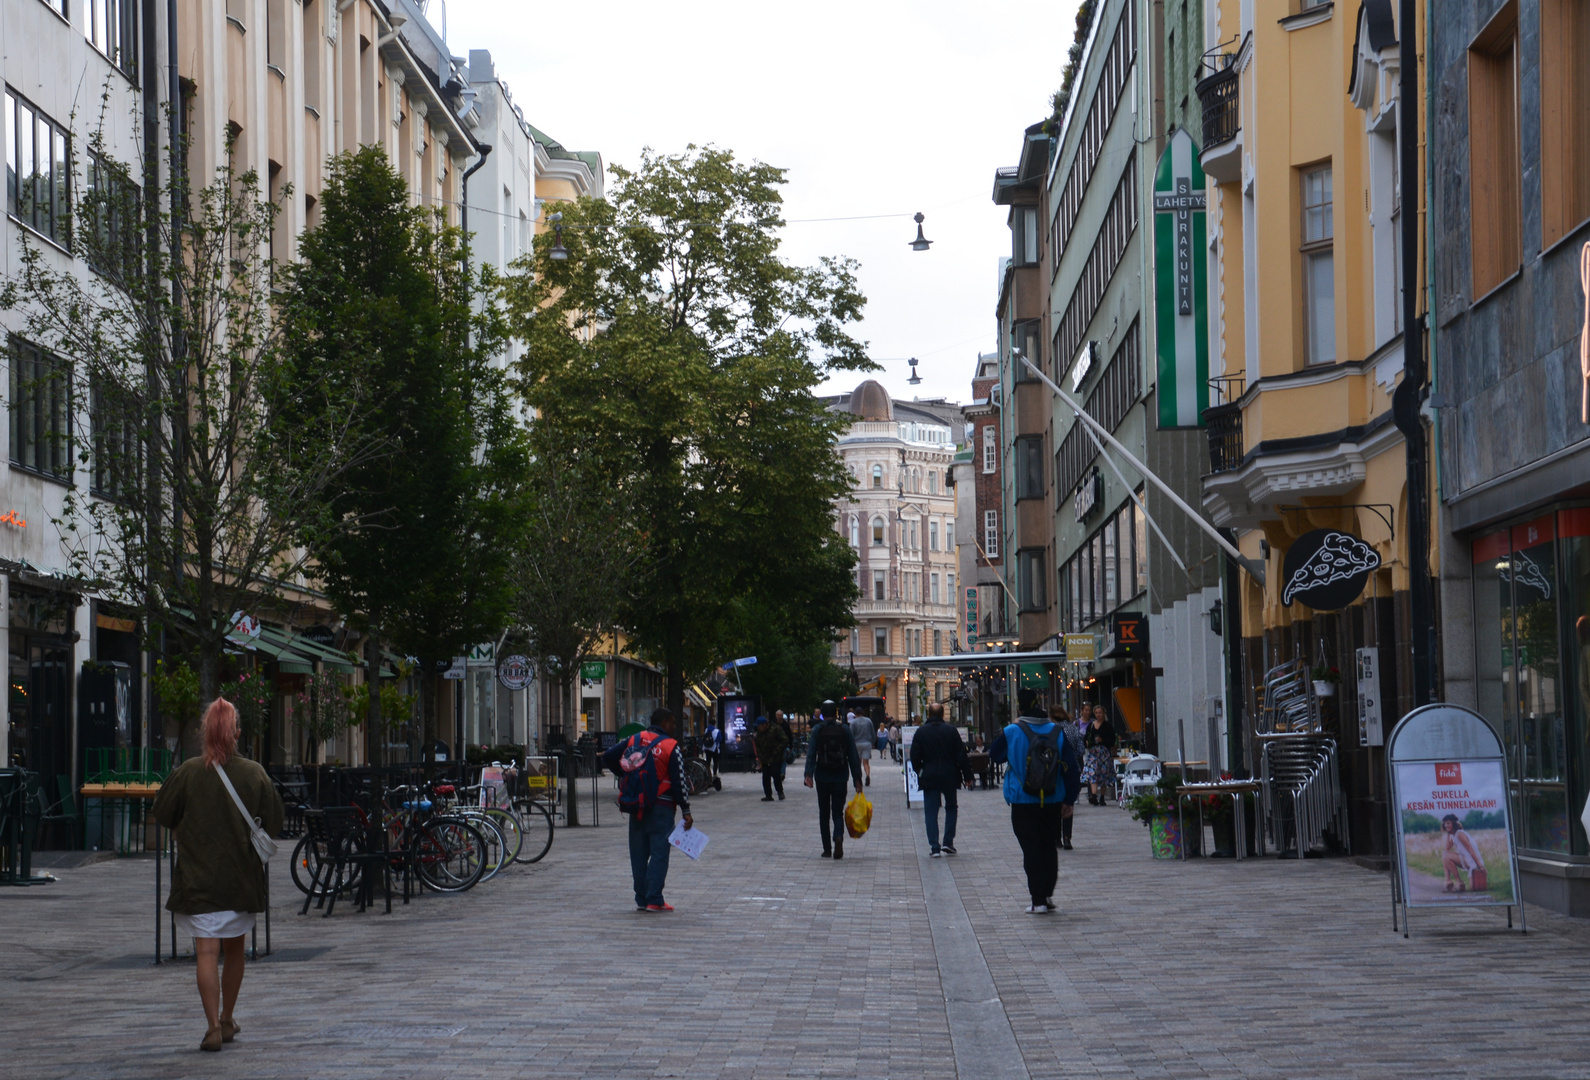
[445,0,1082,410]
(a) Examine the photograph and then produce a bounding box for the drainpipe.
[460,143,492,273]
[1391,0,1436,706]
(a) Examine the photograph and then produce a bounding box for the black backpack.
[1017,721,1063,804]
[812,722,849,772]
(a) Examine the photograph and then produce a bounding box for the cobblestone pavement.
[6,760,1590,1079]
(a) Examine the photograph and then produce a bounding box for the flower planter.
[1314,682,1336,697]
[1149,815,1200,859]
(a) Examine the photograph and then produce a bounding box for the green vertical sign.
[1153,128,1210,429]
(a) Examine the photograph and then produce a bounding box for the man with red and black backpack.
[602,707,693,912]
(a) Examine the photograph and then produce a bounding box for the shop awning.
[686,683,715,712]
[907,650,1067,670]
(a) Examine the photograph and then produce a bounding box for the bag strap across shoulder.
[213,760,260,829]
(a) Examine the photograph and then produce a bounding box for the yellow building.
[1197,0,1427,852]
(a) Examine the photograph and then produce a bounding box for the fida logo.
[1435,762,1463,786]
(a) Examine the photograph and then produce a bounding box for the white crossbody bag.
[214,762,279,864]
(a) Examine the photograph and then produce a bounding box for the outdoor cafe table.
[1175,779,1265,861]
[79,782,162,855]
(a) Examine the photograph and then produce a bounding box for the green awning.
[257,625,357,673]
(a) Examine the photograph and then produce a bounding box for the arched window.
[872,464,883,488]
[849,516,859,547]
[871,516,885,545]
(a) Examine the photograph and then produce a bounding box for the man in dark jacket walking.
[754,715,789,801]
[602,707,693,912]
[804,704,863,858]
[909,702,972,856]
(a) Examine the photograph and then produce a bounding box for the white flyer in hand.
[667,822,709,860]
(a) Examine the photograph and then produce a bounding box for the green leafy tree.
[505,145,865,716]
[513,432,639,743]
[281,147,526,760]
[1,132,370,750]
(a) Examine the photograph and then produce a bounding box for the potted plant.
[1126,770,1199,858]
[1310,663,1341,697]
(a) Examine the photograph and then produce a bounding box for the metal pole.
[1018,354,1265,583]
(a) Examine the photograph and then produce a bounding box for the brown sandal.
[220,1017,241,1043]
[201,1025,224,1052]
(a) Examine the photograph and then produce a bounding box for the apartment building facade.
[1429,0,1590,914]
[829,380,961,722]
[2,0,598,790]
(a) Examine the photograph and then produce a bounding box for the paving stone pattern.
[5,761,1590,1079]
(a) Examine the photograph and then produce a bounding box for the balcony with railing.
[1202,375,1245,475]
[1195,41,1243,183]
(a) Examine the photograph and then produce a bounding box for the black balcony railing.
[1196,63,1239,151]
[1203,402,1244,474]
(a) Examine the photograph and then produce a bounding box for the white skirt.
[176,910,256,940]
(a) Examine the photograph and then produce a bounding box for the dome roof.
[848,379,893,421]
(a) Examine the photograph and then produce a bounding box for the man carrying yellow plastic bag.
[804,701,864,859]
[845,789,872,839]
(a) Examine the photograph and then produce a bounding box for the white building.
[828,380,962,722]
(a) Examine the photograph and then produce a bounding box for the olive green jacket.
[152,756,284,915]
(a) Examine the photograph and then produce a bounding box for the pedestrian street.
[6,760,1590,1080]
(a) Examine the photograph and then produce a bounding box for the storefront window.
[1475,510,1585,856]
[1560,508,1590,854]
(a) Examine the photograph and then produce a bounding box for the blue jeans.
[923,788,958,851]
[628,805,675,907]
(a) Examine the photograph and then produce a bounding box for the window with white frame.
[1301,165,1335,366]
[982,423,996,473]
[871,516,885,546]
[931,573,941,604]
[872,569,885,600]
[849,515,859,547]
[87,0,137,74]
[983,510,999,559]
[872,463,883,488]
[873,625,888,655]
[6,89,71,248]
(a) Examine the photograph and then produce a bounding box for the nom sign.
[1280,529,1381,609]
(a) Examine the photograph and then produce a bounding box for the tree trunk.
[195,646,221,756]
[666,663,685,730]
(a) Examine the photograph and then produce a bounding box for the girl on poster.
[1440,813,1485,893]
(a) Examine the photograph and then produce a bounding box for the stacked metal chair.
[1254,661,1348,857]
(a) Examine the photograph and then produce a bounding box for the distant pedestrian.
[804,705,864,858]
[1081,705,1118,804]
[849,709,876,787]
[1052,705,1082,850]
[704,720,725,776]
[755,714,789,801]
[152,698,284,1052]
[991,693,1079,913]
[909,702,972,856]
[889,721,903,762]
[776,710,795,783]
[603,707,693,912]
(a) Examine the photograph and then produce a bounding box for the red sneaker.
[646,903,674,912]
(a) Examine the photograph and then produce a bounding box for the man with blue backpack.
[602,707,693,912]
[990,691,1079,913]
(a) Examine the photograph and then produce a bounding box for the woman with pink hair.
[153,697,283,1052]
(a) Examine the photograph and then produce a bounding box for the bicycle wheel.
[685,759,712,797]
[465,811,510,883]
[515,799,555,864]
[413,818,488,892]
[482,807,524,865]
[289,833,361,897]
